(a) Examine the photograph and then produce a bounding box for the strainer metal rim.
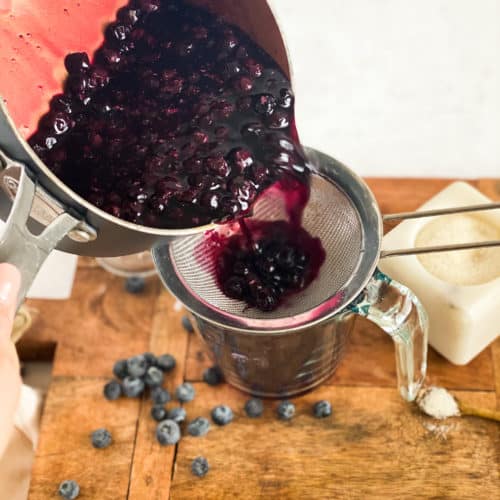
[152,147,383,334]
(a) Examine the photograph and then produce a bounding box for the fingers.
[0,263,21,341]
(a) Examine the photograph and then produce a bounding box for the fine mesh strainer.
[154,148,380,331]
[153,147,499,401]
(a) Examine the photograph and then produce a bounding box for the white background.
[269,0,499,178]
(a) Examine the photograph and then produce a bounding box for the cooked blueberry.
[156,354,176,372]
[277,401,295,420]
[168,406,187,424]
[112,359,128,379]
[313,400,332,418]
[151,405,168,422]
[126,355,147,377]
[103,380,122,400]
[211,405,233,426]
[254,94,277,116]
[64,52,89,74]
[151,387,171,405]
[91,428,112,449]
[156,419,181,445]
[202,366,224,386]
[144,366,164,387]
[122,376,145,398]
[244,398,264,418]
[191,456,209,477]
[223,276,246,300]
[125,276,146,294]
[58,480,80,499]
[187,417,210,437]
[175,382,195,402]
[181,315,194,334]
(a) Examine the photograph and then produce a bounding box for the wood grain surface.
[21,178,499,499]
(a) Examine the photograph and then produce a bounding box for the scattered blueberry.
[244,398,264,418]
[203,366,224,386]
[122,376,145,398]
[113,359,128,379]
[103,380,122,400]
[144,366,164,387]
[181,315,194,334]
[277,400,295,420]
[127,355,147,377]
[143,352,157,368]
[168,407,187,424]
[151,405,168,422]
[211,405,233,426]
[313,400,332,418]
[187,417,210,437]
[176,382,195,402]
[151,387,171,405]
[125,276,145,294]
[156,419,181,446]
[91,428,112,449]
[156,354,176,372]
[58,480,80,499]
[191,456,209,477]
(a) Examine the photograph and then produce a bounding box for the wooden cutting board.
[19,178,500,499]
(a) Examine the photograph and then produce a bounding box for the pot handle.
[0,162,80,309]
[349,269,428,401]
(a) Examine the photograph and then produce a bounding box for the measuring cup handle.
[0,163,80,310]
[350,269,428,401]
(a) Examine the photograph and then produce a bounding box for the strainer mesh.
[169,172,364,320]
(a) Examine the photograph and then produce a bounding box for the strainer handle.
[350,270,428,402]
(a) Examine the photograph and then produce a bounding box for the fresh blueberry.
[144,366,164,387]
[125,276,145,294]
[156,354,176,372]
[211,405,233,426]
[122,376,145,398]
[156,419,181,445]
[126,355,147,377]
[181,315,194,333]
[168,406,187,424]
[202,366,224,386]
[175,382,195,402]
[191,456,209,477]
[244,398,263,418]
[277,400,295,420]
[113,359,128,379]
[313,400,332,418]
[91,428,112,449]
[151,387,171,405]
[143,352,157,367]
[151,405,168,422]
[187,417,210,437]
[103,380,122,400]
[58,479,80,499]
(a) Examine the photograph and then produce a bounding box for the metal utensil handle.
[381,202,500,258]
[0,163,80,309]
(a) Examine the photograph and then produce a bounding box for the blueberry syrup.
[28,0,308,229]
[28,0,326,311]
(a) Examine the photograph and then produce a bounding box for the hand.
[0,263,21,456]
